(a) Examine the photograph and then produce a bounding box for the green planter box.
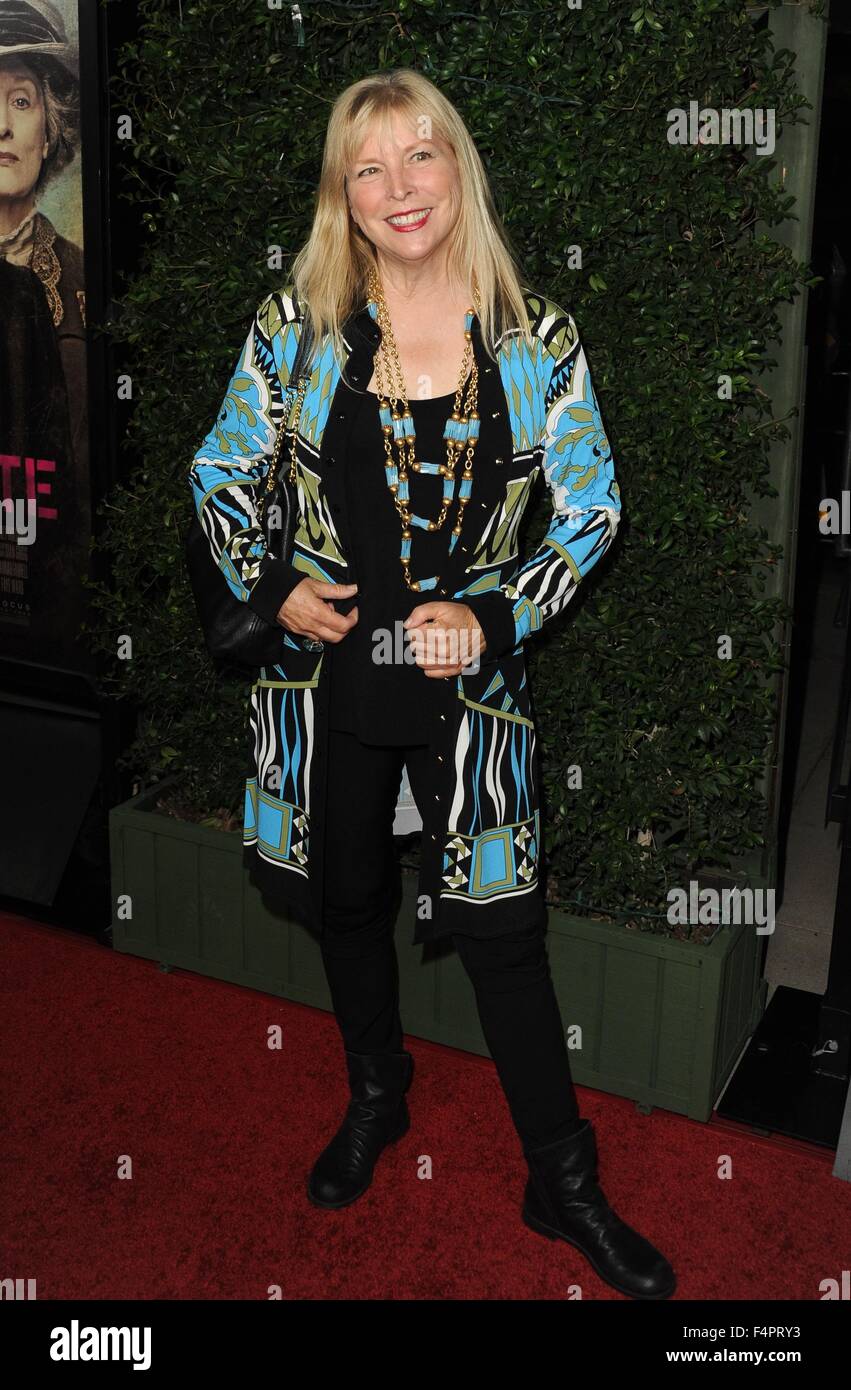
[110,778,768,1122]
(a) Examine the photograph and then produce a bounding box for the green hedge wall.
[84,0,824,926]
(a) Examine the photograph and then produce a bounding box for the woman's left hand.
[403,601,486,678]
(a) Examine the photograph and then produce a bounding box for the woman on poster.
[0,0,84,457]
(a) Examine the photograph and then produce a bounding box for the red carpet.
[1,910,847,1300]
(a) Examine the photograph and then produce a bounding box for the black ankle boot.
[522,1120,676,1299]
[307,1049,414,1209]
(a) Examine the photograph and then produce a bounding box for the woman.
[189,68,675,1301]
[0,0,85,474]
[0,1,88,663]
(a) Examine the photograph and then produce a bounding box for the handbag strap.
[257,291,315,517]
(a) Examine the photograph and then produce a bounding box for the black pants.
[318,727,584,1150]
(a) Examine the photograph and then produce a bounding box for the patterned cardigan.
[188,284,622,942]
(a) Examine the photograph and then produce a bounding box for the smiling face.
[344,106,461,273]
[0,58,49,204]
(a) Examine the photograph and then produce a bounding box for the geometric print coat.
[187,283,622,943]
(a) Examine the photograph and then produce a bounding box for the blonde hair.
[290,67,534,372]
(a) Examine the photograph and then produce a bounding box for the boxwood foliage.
[84,0,824,925]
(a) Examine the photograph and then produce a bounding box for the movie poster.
[0,0,90,672]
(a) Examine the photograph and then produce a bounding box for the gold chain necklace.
[366,267,480,592]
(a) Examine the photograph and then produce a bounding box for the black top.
[328,381,469,745]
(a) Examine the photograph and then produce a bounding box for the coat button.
[491,411,501,418]
[437,754,443,762]
[439,713,445,721]
[495,457,504,466]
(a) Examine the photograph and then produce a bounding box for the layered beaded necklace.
[366,267,481,592]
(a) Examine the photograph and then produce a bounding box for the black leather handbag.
[184,311,317,667]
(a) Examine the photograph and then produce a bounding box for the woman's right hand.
[276,578,358,644]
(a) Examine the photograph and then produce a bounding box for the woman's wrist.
[245,559,306,626]
[459,590,517,663]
